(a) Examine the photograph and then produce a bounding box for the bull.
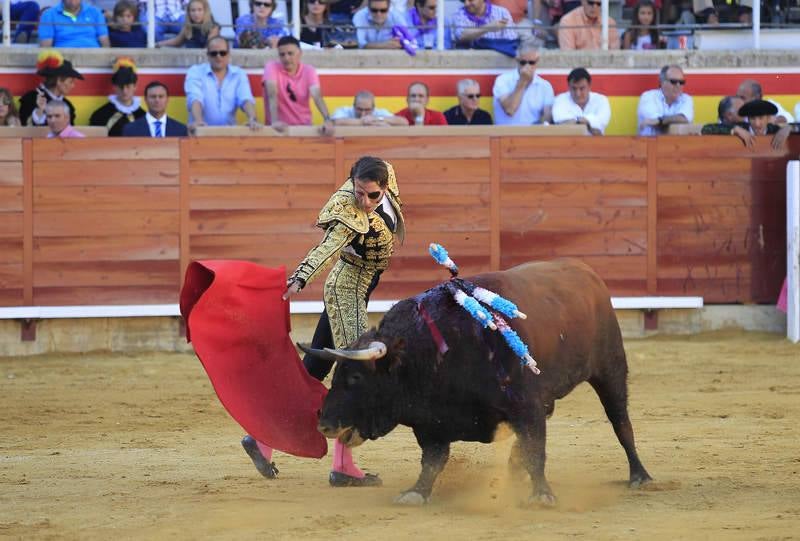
[305,258,652,505]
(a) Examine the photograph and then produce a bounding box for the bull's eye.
[347,372,364,387]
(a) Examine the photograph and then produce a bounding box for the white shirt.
[637,88,694,136]
[146,112,167,137]
[492,72,554,126]
[331,106,395,120]
[795,101,800,124]
[768,98,794,123]
[552,91,611,134]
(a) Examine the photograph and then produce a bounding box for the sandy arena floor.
[1,331,799,540]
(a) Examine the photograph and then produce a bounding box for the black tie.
[375,204,395,232]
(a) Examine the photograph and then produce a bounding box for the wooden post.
[22,139,33,305]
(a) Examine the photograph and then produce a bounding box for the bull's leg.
[394,435,450,506]
[589,375,652,487]
[511,409,556,507]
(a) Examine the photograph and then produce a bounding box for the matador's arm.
[289,221,357,289]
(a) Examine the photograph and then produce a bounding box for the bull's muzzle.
[317,423,365,447]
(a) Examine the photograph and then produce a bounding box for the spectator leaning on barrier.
[451,0,519,55]
[715,95,744,125]
[701,99,794,151]
[46,100,85,138]
[396,82,448,126]
[137,0,187,42]
[39,0,111,48]
[637,65,693,136]
[235,0,289,49]
[558,0,619,50]
[405,0,449,50]
[492,44,554,126]
[123,81,189,137]
[89,58,146,137]
[331,90,409,126]
[19,51,82,127]
[263,35,334,133]
[2,1,40,44]
[109,0,147,47]
[552,67,610,135]
[184,36,261,131]
[0,88,21,127]
[353,0,406,49]
[444,79,493,125]
[158,0,220,47]
[736,79,794,124]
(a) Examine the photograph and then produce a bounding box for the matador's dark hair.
[350,156,389,188]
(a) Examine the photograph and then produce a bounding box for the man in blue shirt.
[352,0,406,49]
[39,0,110,48]
[184,36,262,131]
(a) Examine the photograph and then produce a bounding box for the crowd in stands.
[3,0,792,50]
[2,44,798,149]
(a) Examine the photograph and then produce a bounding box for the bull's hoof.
[629,474,653,489]
[241,435,279,479]
[329,471,382,487]
[527,492,557,508]
[393,491,428,506]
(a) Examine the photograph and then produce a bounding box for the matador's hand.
[282,280,302,301]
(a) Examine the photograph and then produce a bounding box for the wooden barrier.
[0,134,796,307]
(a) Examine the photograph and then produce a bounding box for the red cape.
[180,260,328,459]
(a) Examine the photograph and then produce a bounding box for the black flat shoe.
[241,435,279,479]
[329,471,382,487]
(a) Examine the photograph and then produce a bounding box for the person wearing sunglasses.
[404,0,450,49]
[444,79,493,125]
[493,43,554,126]
[184,36,261,132]
[557,0,619,50]
[552,67,610,135]
[637,64,693,136]
[352,0,406,49]
[241,156,405,487]
[262,35,334,134]
[235,0,289,49]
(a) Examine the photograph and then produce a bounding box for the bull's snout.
[317,422,342,439]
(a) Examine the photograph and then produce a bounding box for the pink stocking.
[255,440,274,462]
[332,440,364,478]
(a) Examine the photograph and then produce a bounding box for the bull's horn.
[324,341,387,362]
[296,343,341,362]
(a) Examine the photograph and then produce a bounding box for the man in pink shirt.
[558,0,620,50]
[45,100,85,138]
[262,35,333,134]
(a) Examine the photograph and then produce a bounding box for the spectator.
[715,95,744,125]
[353,0,406,49]
[396,82,448,126]
[493,0,528,22]
[19,51,82,127]
[325,0,360,48]
[622,1,664,50]
[552,67,610,135]
[2,1,40,43]
[444,79,492,125]
[262,36,334,133]
[405,0,449,49]
[184,36,260,131]
[795,101,800,124]
[89,58,146,137]
[137,0,187,42]
[235,0,288,49]
[558,0,619,50]
[109,0,147,47]
[736,79,794,124]
[0,88,21,127]
[46,101,85,138]
[39,0,110,48]
[492,44,554,125]
[702,99,794,151]
[451,0,519,54]
[123,81,189,137]
[157,0,219,48]
[637,65,693,136]
[300,0,335,48]
[331,90,409,126]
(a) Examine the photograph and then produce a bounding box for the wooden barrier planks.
[0,139,24,305]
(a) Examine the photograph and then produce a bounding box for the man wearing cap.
[18,51,83,127]
[39,0,110,48]
[637,65,693,136]
[701,99,795,150]
[89,58,146,137]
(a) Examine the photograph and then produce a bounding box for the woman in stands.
[18,51,83,127]
[157,0,220,48]
[235,0,289,48]
[300,0,335,48]
[89,58,146,137]
[0,88,21,127]
[622,0,665,50]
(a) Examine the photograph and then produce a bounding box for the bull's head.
[301,331,404,448]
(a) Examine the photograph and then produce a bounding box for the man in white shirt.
[331,90,409,127]
[637,65,693,136]
[552,67,611,135]
[736,79,794,124]
[122,81,188,137]
[492,44,554,126]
